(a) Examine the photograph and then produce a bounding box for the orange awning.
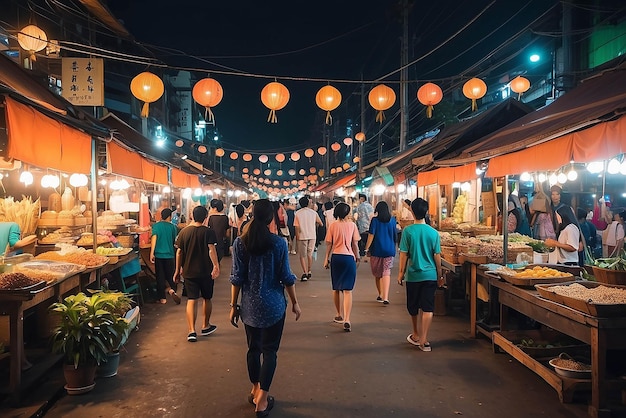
[6,96,92,173]
[417,164,478,186]
[107,140,143,179]
[171,168,200,189]
[486,115,626,177]
[140,159,169,184]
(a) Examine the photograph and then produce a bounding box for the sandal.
[419,342,432,352]
[333,316,343,323]
[406,334,420,346]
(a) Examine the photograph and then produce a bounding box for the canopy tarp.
[5,96,92,173]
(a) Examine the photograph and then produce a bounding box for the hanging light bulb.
[548,173,558,185]
[397,183,406,193]
[557,172,567,184]
[607,158,621,174]
[537,173,547,183]
[461,182,471,192]
[19,171,33,186]
[69,173,82,187]
[586,161,604,174]
[162,186,171,193]
[620,161,626,176]
[519,172,531,182]
[567,168,578,181]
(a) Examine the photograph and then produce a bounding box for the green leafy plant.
[50,292,130,368]
[527,240,551,253]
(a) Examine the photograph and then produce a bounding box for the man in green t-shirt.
[150,208,181,304]
[397,198,443,352]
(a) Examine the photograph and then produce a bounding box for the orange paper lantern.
[368,84,396,123]
[275,153,285,163]
[299,169,306,175]
[192,78,223,125]
[417,82,443,118]
[510,76,531,99]
[130,72,164,118]
[243,153,253,162]
[17,25,47,61]
[261,81,290,123]
[343,137,353,146]
[253,168,261,175]
[215,148,225,157]
[290,152,300,161]
[355,132,366,142]
[331,142,341,152]
[304,149,314,158]
[462,78,487,111]
[259,155,269,163]
[315,85,342,125]
[230,152,239,160]
[317,147,327,156]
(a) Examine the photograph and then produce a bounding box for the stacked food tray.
[535,281,626,317]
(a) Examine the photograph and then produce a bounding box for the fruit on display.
[452,194,467,223]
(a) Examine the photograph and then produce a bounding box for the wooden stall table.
[459,255,491,339]
[488,276,626,418]
[0,252,137,404]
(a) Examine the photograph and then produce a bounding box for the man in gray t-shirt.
[355,194,374,257]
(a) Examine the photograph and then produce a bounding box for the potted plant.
[50,292,129,393]
[90,291,136,378]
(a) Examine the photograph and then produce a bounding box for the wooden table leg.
[589,327,609,418]
[470,263,477,338]
[7,301,24,404]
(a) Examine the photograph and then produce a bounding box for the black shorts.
[406,281,437,315]
[184,277,215,300]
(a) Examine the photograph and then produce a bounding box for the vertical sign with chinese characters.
[61,57,104,106]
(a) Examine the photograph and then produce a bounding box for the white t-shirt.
[557,223,580,264]
[324,208,336,229]
[294,207,320,240]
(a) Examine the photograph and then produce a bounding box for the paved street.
[2,246,592,417]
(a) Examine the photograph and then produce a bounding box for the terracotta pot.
[63,363,96,394]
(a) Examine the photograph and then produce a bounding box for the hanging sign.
[61,57,104,106]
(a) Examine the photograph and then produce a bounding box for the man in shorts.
[397,198,443,352]
[294,196,323,281]
[174,206,220,342]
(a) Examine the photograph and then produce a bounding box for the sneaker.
[419,343,432,352]
[301,274,308,282]
[343,322,351,332]
[307,272,312,279]
[376,296,383,302]
[383,300,390,305]
[201,325,217,336]
[333,316,343,323]
[170,292,181,305]
[187,332,197,342]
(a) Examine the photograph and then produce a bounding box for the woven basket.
[117,235,136,249]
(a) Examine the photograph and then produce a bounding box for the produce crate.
[440,245,459,264]
[535,281,626,317]
[591,266,626,285]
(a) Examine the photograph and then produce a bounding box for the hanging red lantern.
[368,84,396,123]
[275,153,285,163]
[261,81,290,123]
[317,146,327,156]
[417,82,443,118]
[291,152,300,161]
[130,72,164,118]
[462,78,487,111]
[355,132,366,142]
[331,142,341,152]
[243,153,253,162]
[192,78,223,125]
[315,85,342,125]
[510,76,531,99]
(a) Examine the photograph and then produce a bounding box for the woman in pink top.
[323,202,360,332]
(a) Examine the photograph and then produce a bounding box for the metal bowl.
[548,358,591,379]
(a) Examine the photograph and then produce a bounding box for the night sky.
[106,0,561,152]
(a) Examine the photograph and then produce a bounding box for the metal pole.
[503,176,509,264]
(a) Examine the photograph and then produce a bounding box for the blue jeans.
[244,315,285,391]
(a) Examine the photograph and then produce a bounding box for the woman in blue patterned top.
[229,199,301,417]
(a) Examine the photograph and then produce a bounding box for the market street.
[0,247,594,418]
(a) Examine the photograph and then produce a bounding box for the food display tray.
[96,247,133,257]
[548,358,591,379]
[13,260,87,282]
[498,271,574,287]
[535,281,626,317]
[0,280,47,295]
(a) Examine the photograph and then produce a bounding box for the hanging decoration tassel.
[29,50,37,62]
[426,105,433,119]
[376,110,385,123]
[325,111,333,125]
[141,102,150,118]
[204,107,216,125]
[471,99,477,112]
[267,109,278,123]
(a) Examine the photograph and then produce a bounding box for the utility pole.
[399,0,409,152]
